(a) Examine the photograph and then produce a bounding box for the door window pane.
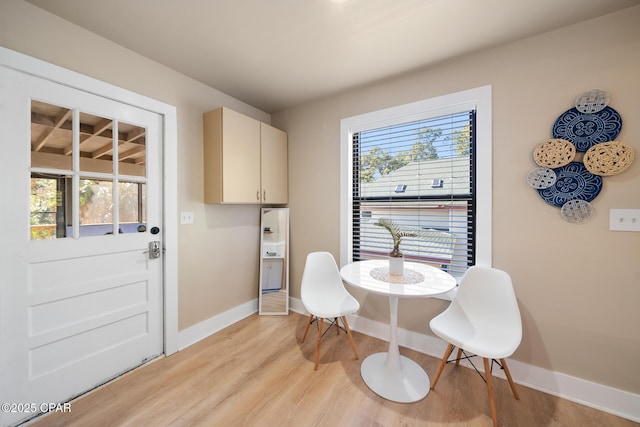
[75,180,146,235]
[119,182,146,234]
[30,175,66,240]
[118,122,146,178]
[79,179,114,235]
[79,111,114,174]
[31,100,73,171]
[30,101,148,238]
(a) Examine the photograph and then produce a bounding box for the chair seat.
[303,294,360,319]
[430,312,519,359]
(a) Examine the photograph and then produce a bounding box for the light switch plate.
[180,211,194,225]
[609,209,640,232]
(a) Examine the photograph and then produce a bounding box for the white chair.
[300,252,360,370]
[429,266,522,427]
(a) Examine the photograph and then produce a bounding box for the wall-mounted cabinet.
[203,107,288,204]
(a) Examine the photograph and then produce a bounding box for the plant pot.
[389,252,404,276]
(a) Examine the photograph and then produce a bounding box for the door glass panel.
[119,182,146,233]
[30,100,72,240]
[118,121,146,234]
[79,178,114,235]
[31,100,73,171]
[30,174,67,240]
[30,101,148,238]
[79,111,114,174]
[118,121,146,177]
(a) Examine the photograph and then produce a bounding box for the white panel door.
[0,66,163,427]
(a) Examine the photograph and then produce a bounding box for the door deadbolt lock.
[144,241,161,259]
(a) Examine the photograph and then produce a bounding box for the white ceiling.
[26,0,639,113]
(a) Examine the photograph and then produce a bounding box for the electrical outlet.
[609,209,640,232]
[180,211,194,225]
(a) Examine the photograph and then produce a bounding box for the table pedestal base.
[360,352,431,403]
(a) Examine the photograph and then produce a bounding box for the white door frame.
[0,46,179,356]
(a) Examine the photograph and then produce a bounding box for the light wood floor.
[29,313,637,427]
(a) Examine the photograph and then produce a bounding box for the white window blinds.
[351,110,476,276]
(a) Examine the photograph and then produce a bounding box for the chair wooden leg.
[341,316,359,360]
[431,343,455,390]
[455,348,463,366]
[314,318,323,370]
[483,358,499,427]
[335,317,340,335]
[500,358,519,400]
[301,314,314,343]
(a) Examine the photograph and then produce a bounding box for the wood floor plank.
[27,313,637,427]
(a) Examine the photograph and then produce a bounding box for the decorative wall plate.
[552,106,622,152]
[533,138,576,168]
[560,199,594,223]
[527,167,557,189]
[583,141,635,176]
[537,162,603,207]
[575,89,610,114]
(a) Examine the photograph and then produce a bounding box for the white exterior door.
[0,65,163,426]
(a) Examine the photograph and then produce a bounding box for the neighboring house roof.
[357,156,470,262]
[360,156,471,198]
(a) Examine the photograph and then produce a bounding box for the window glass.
[341,86,492,278]
[79,178,113,228]
[352,112,475,276]
[30,100,72,240]
[79,111,114,174]
[30,100,148,239]
[117,121,147,234]
[117,121,146,178]
[30,175,64,240]
[30,100,73,171]
[119,182,146,227]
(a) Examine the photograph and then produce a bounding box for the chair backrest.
[453,266,522,348]
[301,252,350,306]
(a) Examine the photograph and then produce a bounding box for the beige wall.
[2,0,638,396]
[0,0,269,331]
[272,6,640,394]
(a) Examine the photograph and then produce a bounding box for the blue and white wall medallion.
[537,162,602,207]
[552,106,622,152]
[528,89,634,223]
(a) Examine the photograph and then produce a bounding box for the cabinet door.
[260,123,288,204]
[222,108,261,203]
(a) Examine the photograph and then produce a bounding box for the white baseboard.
[178,297,639,423]
[289,297,639,423]
[177,299,258,350]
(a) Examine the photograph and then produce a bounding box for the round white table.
[340,259,457,403]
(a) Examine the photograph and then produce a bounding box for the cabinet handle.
[263,190,266,201]
[256,190,260,201]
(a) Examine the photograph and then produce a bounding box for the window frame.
[340,86,492,279]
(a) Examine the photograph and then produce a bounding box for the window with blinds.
[351,110,476,277]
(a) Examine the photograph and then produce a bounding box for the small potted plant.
[374,218,417,275]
